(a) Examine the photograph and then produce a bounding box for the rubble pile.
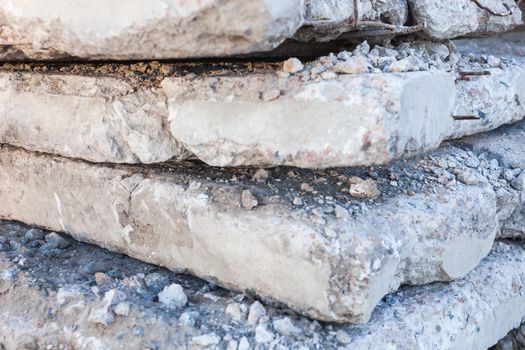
[0,1,524,349]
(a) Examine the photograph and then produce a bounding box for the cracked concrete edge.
[0,237,523,350]
[0,141,513,322]
[0,63,524,168]
[409,0,523,40]
[0,0,305,60]
[0,0,522,60]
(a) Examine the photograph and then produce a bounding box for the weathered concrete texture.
[297,0,408,41]
[0,220,524,349]
[165,65,525,168]
[0,72,189,164]
[0,0,303,60]
[409,0,523,39]
[164,70,456,168]
[0,61,523,168]
[0,144,505,323]
[449,66,525,139]
[461,120,525,239]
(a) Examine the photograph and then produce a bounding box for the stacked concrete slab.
[0,1,524,348]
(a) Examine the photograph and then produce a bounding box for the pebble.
[273,317,302,338]
[158,283,188,308]
[144,272,169,294]
[94,272,113,285]
[114,302,131,317]
[336,330,351,344]
[190,333,220,347]
[238,337,251,350]
[334,205,350,219]
[252,169,270,183]
[247,300,267,325]
[225,302,247,322]
[349,179,380,199]
[240,190,258,210]
[293,197,304,206]
[333,57,369,74]
[255,324,274,343]
[504,169,515,181]
[457,171,479,185]
[25,228,45,241]
[45,233,70,249]
[282,58,304,74]
[179,311,197,327]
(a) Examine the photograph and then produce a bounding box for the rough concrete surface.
[0,0,304,60]
[2,116,525,322]
[0,47,524,168]
[0,220,523,349]
[409,0,523,39]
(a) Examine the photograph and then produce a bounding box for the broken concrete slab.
[0,0,304,60]
[0,139,514,323]
[409,0,523,40]
[165,65,525,168]
[0,71,189,164]
[0,57,523,168]
[0,220,524,349]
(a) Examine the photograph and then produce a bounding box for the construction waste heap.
[0,0,525,349]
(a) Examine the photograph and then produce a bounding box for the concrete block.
[0,143,504,322]
[0,219,524,349]
[0,62,523,168]
[0,0,303,60]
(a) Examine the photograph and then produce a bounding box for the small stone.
[300,183,314,192]
[465,157,481,168]
[240,190,258,210]
[504,169,515,181]
[145,272,169,294]
[354,41,370,56]
[94,272,113,285]
[238,337,250,350]
[282,58,304,74]
[158,283,187,308]
[25,228,45,241]
[225,303,246,322]
[336,330,351,344]
[333,57,369,74]
[188,181,202,190]
[247,300,266,325]
[45,232,70,249]
[334,205,349,219]
[226,340,238,350]
[179,312,197,327]
[292,197,304,206]
[457,171,479,185]
[252,169,269,183]
[349,179,380,199]
[191,333,220,347]
[255,324,274,343]
[273,317,302,338]
[321,71,337,80]
[114,302,131,316]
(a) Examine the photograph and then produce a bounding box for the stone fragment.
[282,58,304,73]
[0,0,304,60]
[158,284,188,309]
[348,178,380,199]
[190,333,220,347]
[0,145,503,322]
[247,301,267,326]
[44,232,70,249]
[273,317,302,338]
